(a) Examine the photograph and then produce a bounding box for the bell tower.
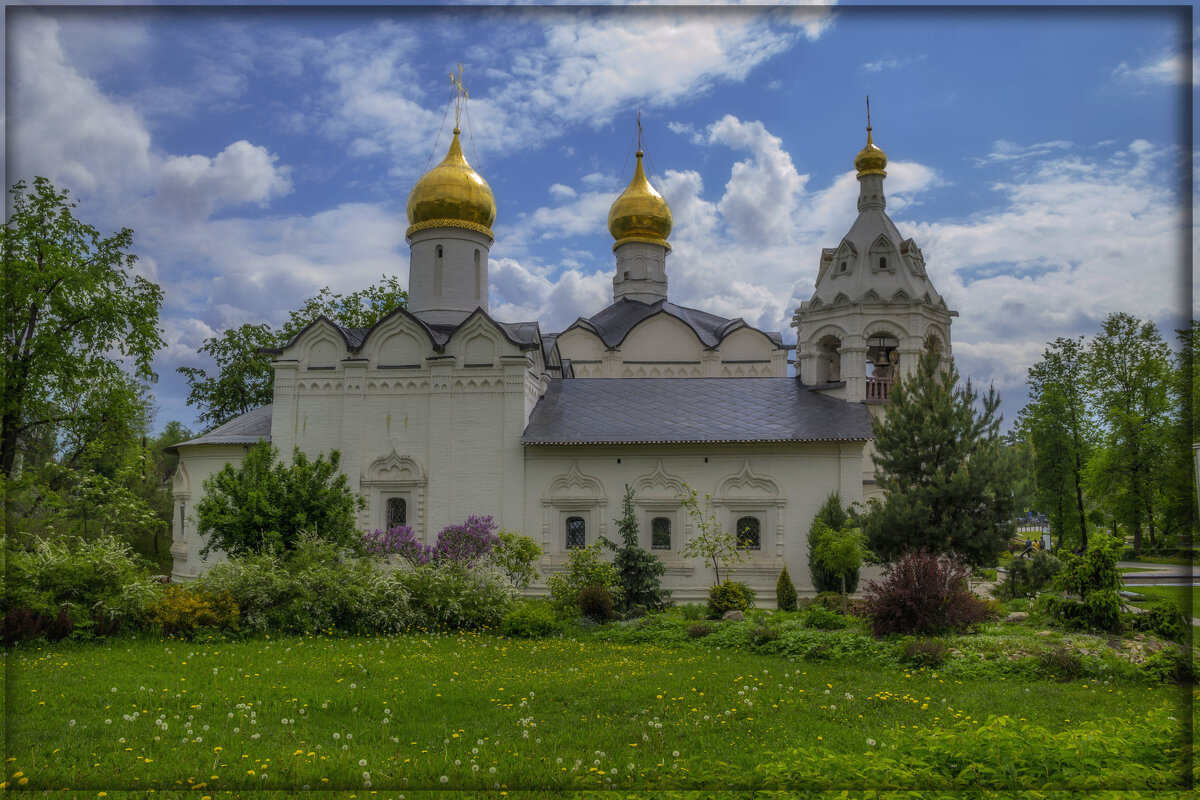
[608,115,673,304]
[792,101,956,404]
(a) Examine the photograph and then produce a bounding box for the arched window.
[839,260,847,273]
[736,516,761,550]
[565,516,586,549]
[878,256,887,270]
[651,517,671,550]
[387,497,407,528]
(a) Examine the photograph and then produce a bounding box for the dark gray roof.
[167,404,273,453]
[564,299,786,349]
[522,378,872,445]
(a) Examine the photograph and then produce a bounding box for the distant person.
[1020,539,1034,557]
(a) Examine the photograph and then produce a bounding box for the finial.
[866,95,874,143]
[636,110,644,155]
[449,62,469,130]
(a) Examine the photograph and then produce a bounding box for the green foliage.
[996,549,1062,599]
[676,602,705,621]
[179,276,408,430]
[809,520,866,613]
[500,601,559,638]
[799,603,846,630]
[706,580,755,617]
[147,585,240,637]
[899,636,951,667]
[1141,644,1198,685]
[602,485,668,612]
[490,529,542,590]
[1051,533,1123,630]
[863,349,1017,567]
[1,177,164,482]
[1083,313,1176,555]
[576,584,616,623]
[686,622,715,638]
[1,536,161,636]
[807,492,860,594]
[678,483,747,585]
[196,442,365,558]
[751,706,1182,790]
[1017,335,1093,550]
[545,543,619,618]
[1124,601,1187,644]
[198,536,412,634]
[775,566,797,611]
[392,560,512,631]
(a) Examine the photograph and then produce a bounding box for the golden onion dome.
[406,127,496,240]
[855,127,888,178]
[608,150,672,250]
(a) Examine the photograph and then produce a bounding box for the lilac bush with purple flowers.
[364,515,501,569]
[363,525,431,567]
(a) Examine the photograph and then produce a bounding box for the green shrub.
[687,622,715,638]
[199,537,413,634]
[500,601,558,638]
[603,485,668,612]
[577,584,615,623]
[401,561,512,631]
[1051,533,1123,631]
[148,585,239,637]
[545,544,619,618]
[1,536,161,638]
[812,591,845,611]
[749,625,779,646]
[196,441,365,558]
[707,580,755,617]
[676,603,705,621]
[490,530,542,590]
[807,492,860,594]
[900,637,950,667]
[1125,601,1187,643]
[1141,644,1198,685]
[1037,646,1085,681]
[799,603,847,630]
[997,550,1061,599]
[775,566,797,611]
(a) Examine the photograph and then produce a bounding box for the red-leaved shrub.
[864,550,992,637]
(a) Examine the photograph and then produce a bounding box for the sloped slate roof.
[166,404,273,453]
[570,299,785,349]
[522,378,872,445]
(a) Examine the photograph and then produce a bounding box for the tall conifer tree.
[864,349,1017,567]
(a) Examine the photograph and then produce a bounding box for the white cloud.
[9,13,153,196]
[704,115,807,243]
[1113,51,1194,87]
[489,257,611,332]
[549,183,577,200]
[975,139,1073,166]
[156,141,293,220]
[862,53,927,73]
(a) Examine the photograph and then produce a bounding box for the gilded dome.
[608,150,672,249]
[406,128,496,238]
[855,127,888,178]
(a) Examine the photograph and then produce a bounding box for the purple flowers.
[364,514,499,569]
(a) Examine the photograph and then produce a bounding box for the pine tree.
[775,565,797,611]
[807,492,860,594]
[863,349,1017,567]
[603,485,668,612]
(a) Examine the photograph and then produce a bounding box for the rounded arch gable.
[618,313,706,359]
[544,462,605,501]
[714,460,783,501]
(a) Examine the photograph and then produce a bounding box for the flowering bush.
[400,561,512,630]
[546,544,620,619]
[147,585,239,637]
[363,525,430,567]
[433,515,500,565]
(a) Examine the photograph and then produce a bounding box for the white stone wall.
[523,442,866,604]
[170,444,244,581]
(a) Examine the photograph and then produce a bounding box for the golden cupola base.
[608,150,673,252]
[406,127,496,243]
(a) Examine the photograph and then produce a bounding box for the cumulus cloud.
[490,257,612,332]
[156,141,294,220]
[9,13,153,196]
[1113,51,1194,86]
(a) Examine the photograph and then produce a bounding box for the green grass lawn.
[4,630,1190,795]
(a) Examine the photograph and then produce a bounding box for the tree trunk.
[1073,451,1088,550]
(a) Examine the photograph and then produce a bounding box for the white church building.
[169,118,955,602]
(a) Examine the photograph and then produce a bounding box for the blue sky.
[7,3,1194,434]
